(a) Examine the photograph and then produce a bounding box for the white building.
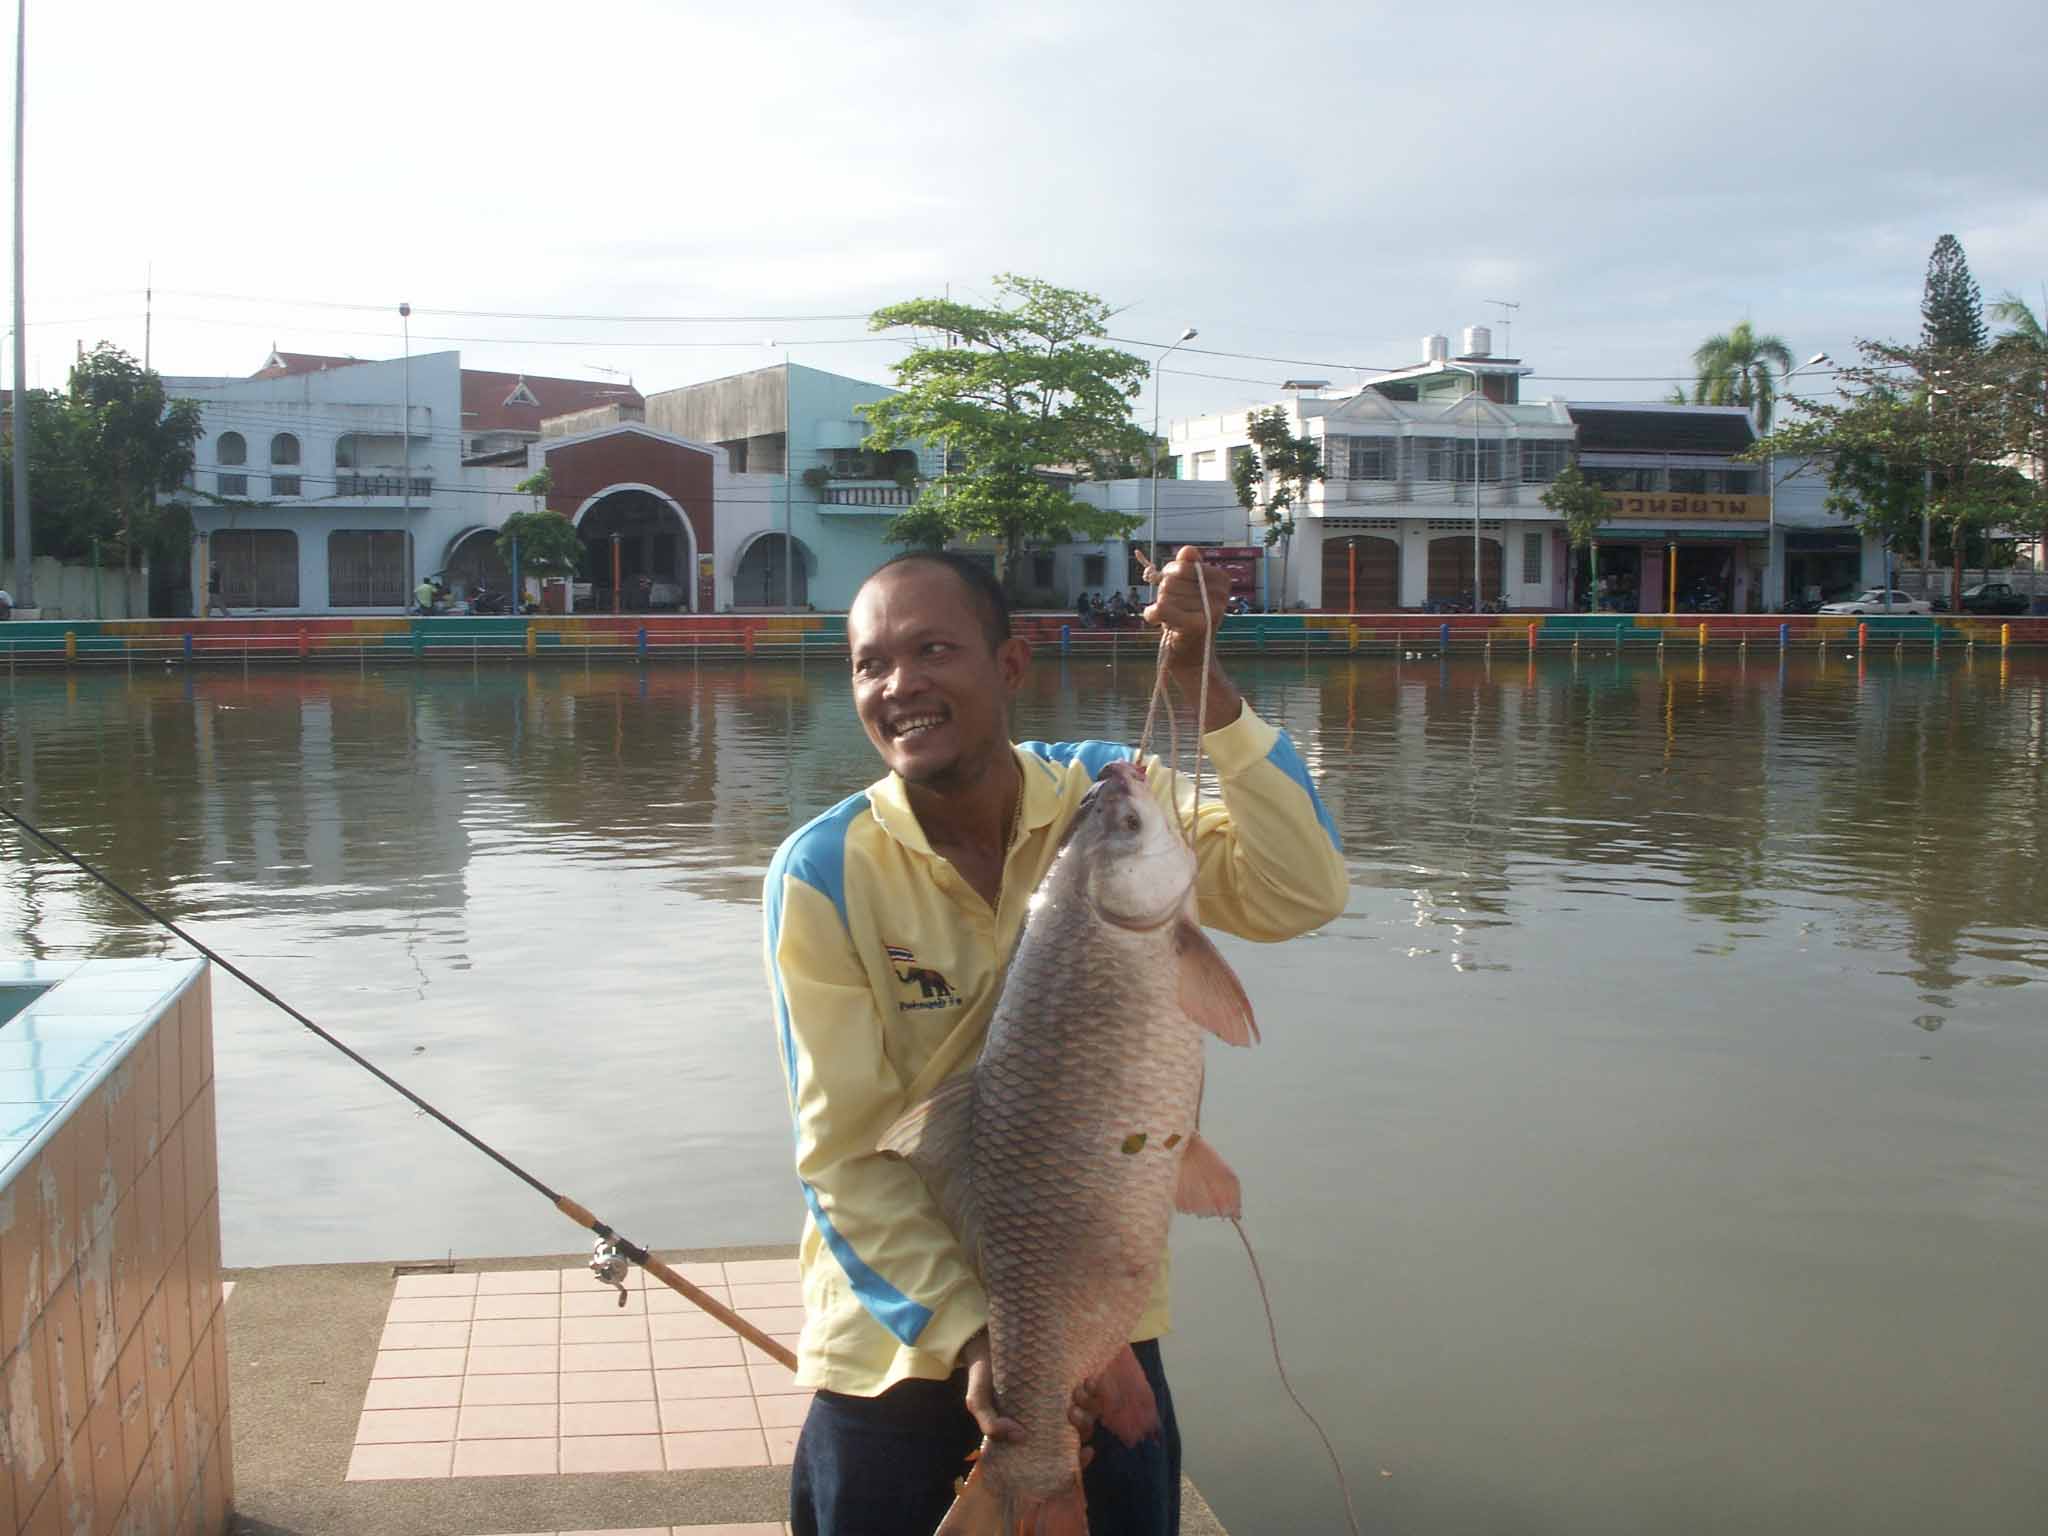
[171,351,635,615]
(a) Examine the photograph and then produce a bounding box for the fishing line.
[1231,1216,1363,1536]
[0,800,797,1372]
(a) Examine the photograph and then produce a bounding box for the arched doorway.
[1427,535,1503,606]
[441,527,509,600]
[1321,535,1399,611]
[733,531,814,609]
[576,487,694,611]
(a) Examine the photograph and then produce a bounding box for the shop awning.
[1596,526,1768,542]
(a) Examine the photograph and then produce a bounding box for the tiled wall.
[0,960,231,1536]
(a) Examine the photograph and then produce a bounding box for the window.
[1082,553,1107,586]
[502,378,541,409]
[1192,450,1217,478]
[216,431,246,466]
[1714,467,1758,494]
[1521,440,1569,483]
[334,434,356,469]
[1415,438,1504,482]
[327,531,411,607]
[1031,553,1054,588]
[269,433,300,466]
[218,473,248,496]
[1523,531,1544,585]
[269,474,301,497]
[1583,465,1658,491]
[1341,436,1397,481]
[209,530,298,608]
[1669,466,1709,494]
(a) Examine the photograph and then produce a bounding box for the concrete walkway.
[223,1245,1227,1535]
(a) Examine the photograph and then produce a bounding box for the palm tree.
[1692,322,1795,431]
[1989,291,2047,593]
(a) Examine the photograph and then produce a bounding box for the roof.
[252,350,365,379]
[462,370,645,434]
[1568,404,1756,455]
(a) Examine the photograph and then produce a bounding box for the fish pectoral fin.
[877,1072,984,1260]
[1175,919,1260,1047]
[1094,1344,1163,1448]
[934,1462,1088,1536]
[1173,1132,1243,1219]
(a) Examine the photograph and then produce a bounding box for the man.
[764,548,1347,1535]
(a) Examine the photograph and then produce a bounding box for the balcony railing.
[822,484,916,508]
[334,473,434,498]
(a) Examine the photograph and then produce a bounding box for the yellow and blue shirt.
[762,705,1348,1396]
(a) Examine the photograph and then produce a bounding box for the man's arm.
[765,854,988,1367]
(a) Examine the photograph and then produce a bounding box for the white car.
[1818,589,1931,616]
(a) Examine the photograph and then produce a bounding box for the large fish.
[879,758,1258,1536]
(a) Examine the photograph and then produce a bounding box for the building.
[174,351,639,615]
[1765,454,1886,606]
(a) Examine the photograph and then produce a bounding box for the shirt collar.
[866,743,1065,858]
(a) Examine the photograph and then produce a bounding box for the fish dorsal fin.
[1175,919,1260,1047]
[877,1073,984,1265]
[1174,1132,1243,1219]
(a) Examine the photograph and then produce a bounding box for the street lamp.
[1768,351,1830,611]
[768,338,793,612]
[400,301,412,612]
[1435,359,1486,610]
[1149,327,1196,595]
[9,0,31,613]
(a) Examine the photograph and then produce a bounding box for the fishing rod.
[0,800,798,1373]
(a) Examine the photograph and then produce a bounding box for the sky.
[13,0,2047,424]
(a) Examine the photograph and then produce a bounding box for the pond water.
[3,650,2045,1533]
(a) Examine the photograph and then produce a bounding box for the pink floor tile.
[646,1284,730,1314]
[736,1306,806,1334]
[671,1526,786,1536]
[649,1308,740,1342]
[561,1398,661,1437]
[561,1341,653,1374]
[559,1433,665,1474]
[475,1269,560,1295]
[561,1529,673,1536]
[560,1265,647,1288]
[564,1288,647,1317]
[560,1370,656,1403]
[748,1364,808,1397]
[473,1291,563,1321]
[344,1440,453,1481]
[458,1401,559,1440]
[354,1406,459,1444]
[470,1317,561,1347]
[663,1428,769,1470]
[755,1393,814,1428]
[561,1315,649,1346]
[452,1436,558,1476]
[372,1347,468,1379]
[363,1376,464,1411]
[656,1366,753,1400]
[466,1343,559,1375]
[653,1337,744,1371]
[741,1336,802,1367]
[660,1260,728,1285]
[386,1294,475,1324]
[393,1272,479,1297]
[460,1372,559,1406]
[765,1424,800,1465]
[721,1259,801,1285]
[380,1320,471,1350]
[657,1396,759,1434]
[728,1282,802,1309]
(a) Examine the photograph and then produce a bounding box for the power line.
[149,288,873,324]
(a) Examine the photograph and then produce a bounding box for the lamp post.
[9,0,31,612]
[1149,326,1196,594]
[1768,351,1830,611]
[768,338,793,611]
[400,300,412,612]
[1436,360,1485,609]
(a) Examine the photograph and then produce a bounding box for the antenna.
[144,261,152,371]
[1484,298,1520,357]
[584,362,633,387]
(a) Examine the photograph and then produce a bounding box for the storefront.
[1584,529,1767,613]
[1782,529,1866,608]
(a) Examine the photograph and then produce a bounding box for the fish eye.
[1121,812,1141,833]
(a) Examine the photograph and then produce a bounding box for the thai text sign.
[1602,492,1766,522]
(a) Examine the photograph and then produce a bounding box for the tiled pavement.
[348,1260,808,1483]
[455,1527,786,1535]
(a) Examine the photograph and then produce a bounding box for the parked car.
[1957,581,2032,615]
[1817,589,1932,616]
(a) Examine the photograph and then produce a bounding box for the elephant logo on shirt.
[886,945,958,1006]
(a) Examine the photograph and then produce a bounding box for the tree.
[1921,234,1988,354]
[859,275,1148,587]
[1540,462,1610,605]
[1989,291,2048,591]
[67,344,204,563]
[1691,322,1795,430]
[1230,407,1325,606]
[496,509,580,583]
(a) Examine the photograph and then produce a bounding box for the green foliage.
[1921,234,1987,354]
[800,465,833,493]
[881,499,955,551]
[513,464,554,504]
[1691,321,1795,430]
[1231,407,1325,549]
[1541,463,1610,550]
[496,509,581,577]
[862,275,1148,582]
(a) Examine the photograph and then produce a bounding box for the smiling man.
[764,548,1348,1535]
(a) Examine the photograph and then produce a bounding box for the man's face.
[848,564,1028,788]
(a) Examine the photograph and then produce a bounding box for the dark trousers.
[789,1338,1181,1536]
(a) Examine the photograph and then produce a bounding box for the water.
[3,650,2046,1533]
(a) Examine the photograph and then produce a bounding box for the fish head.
[1067,759,1194,930]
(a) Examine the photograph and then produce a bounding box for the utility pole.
[9,0,31,611]
[400,301,412,611]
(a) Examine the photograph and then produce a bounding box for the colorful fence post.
[1698,622,1708,648]
[1778,622,1788,651]
[1439,621,1450,651]
[1060,624,1071,655]
[1857,621,1869,649]
[637,626,648,662]
[2002,622,2011,650]
[1350,624,1360,653]
[64,630,76,660]
[183,633,194,663]
[1527,622,1537,652]
[525,622,538,657]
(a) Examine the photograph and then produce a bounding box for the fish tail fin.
[934,1463,1088,1536]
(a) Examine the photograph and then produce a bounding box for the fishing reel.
[589,1235,631,1307]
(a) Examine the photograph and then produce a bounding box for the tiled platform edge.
[0,959,231,1535]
